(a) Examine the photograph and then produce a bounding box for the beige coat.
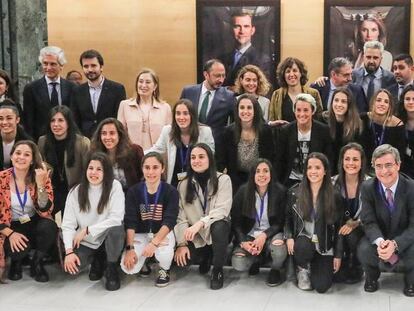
[175,173,232,248]
[117,97,172,150]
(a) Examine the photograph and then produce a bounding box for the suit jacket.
[180,83,235,146]
[23,77,75,140]
[276,120,333,184]
[310,80,368,113]
[352,67,397,101]
[219,45,272,86]
[216,123,275,193]
[0,125,32,170]
[360,175,414,253]
[71,79,126,138]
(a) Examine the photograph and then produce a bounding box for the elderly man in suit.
[180,59,235,146]
[71,49,126,138]
[358,144,414,297]
[352,41,397,103]
[310,57,368,113]
[219,12,272,87]
[23,46,75,140]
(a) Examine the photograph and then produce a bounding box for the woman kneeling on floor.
[62,151,125,291]
[285,152,344,293]
[121,152,179,287]
[231,159,287,286]
[174,143,232,290]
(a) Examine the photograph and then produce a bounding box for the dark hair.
[398,84,414,123]
[78,151,114,214]
[327,88,362,141]
[328,57,352,76]
[135,68,161,102]
[141,151,165,169]
[234,94,263,143]
[43,106,79,169]
[354,16,387,55]
[203,59,224,73]
[393,53,413,67]
[276,57,308,87]
[79,49,104,66]
[185,143,218,204]
[91,118,134,166]
[66,70,82,79]
[10,140,44,186]
[297,152,335,224]
[243,158,273,216]
[0,102,20,117]
[231,11,254,26]
[0,69,16,101]
[170,99,200,146]
[335,143,366,192]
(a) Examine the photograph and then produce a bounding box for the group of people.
[0,35,413,297]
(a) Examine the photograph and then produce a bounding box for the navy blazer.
[180,83,235,146]
[23,76,75,140]
[360,175,414,253]
[219,45,272,86]
[310,80,368,113]
[276,120,333,184]
[352,67,397,101]
[70,79,126,138]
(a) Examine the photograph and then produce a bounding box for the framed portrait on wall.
[324,0,411,73]
[196,0,281,88]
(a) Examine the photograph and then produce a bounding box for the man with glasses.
[310,57,368,112]
[358,144,414,297]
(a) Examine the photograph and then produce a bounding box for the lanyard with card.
[143,182,162,237]
[256,192,267,227]
[12,169,30,224]
[177,145,189,181]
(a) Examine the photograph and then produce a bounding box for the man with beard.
[71,50,126,138]
[388,54,414,102]
[352,41,396,103]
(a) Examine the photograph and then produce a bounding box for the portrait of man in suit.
[197,2,280,88]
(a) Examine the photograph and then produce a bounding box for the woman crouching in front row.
[285,152,344,293]
[231,159,287,286]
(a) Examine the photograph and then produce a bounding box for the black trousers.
[294,236,334,293]
[357,236,414,284]
[5,215,58,260]
[188,220,230,269]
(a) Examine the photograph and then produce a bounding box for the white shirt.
[88,76,105,113]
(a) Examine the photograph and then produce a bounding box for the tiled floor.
[1,265,412,311]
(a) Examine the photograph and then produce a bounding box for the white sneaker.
[297,266,312,291]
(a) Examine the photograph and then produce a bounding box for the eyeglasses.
[373,162,396,171]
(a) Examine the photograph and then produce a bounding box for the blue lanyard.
[371,122,386,147]
[143,182,162,232]
[179,145,189,172]
[12,169,28,213]
[256,192,267,226]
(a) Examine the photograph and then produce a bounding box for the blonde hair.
[234,64,271,96]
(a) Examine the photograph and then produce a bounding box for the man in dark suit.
[219,12,272,87]
[71,49,126,138]
[358,144,414,297]
[388,54,414,102]
[23,46,75,140]
[352,41,397,103]
[180,59,235,146]
[310,57,368,112]
[276,93,333,186]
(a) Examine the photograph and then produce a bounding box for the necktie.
[199,91,210,124]
[233,50,242,69]
[366,74,375,102]
[50,82,59,107]
[385,188,394,213]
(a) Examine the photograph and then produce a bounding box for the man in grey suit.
[23,46,75,140]
[358,144,414,297]
[352,41,396,103]
[180,59,235,146]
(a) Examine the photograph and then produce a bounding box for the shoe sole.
[155,282,169,288]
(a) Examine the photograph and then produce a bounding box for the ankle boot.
[30,251,49,283]
[89,250,106,281]
[105,262,120,291]
[210,267,224,290]
[8,260,23,281]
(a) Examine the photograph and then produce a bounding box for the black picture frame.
[196,0,281,88]
[324,0,411,73]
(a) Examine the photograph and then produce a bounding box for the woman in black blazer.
[216,94,275,194]
[231,159,287,286]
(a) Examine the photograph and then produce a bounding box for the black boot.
[30,251,49,283]
[345,253,363,284]
[210,267,224,290]
[105,262,120,291]
[8,260,22,281]
[89,251,106,281]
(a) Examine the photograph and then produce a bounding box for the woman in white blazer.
[146,99,215,187]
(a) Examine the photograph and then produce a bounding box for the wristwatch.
[126,245,135,251]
